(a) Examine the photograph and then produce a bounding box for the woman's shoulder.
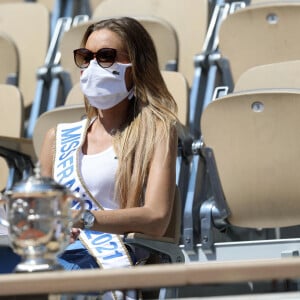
[43,126,56,145]
[56,118,89,131]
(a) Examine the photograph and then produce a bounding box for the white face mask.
[80,59,134,110]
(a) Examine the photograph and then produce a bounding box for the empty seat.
[89,0,104,13]
[0,0,56,13]
[234,60,300,92]
[218,2,300,86]
[161,71,189,127]
[38,0,55,12]
[0,2,50,115]
[0,0,22,3]
[0,32,18,85]
[0,85,24,138]
[0,84,25,191]
[197,89,300,261]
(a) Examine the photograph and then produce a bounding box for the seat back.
[234,60,300,92]
[161,71,189,127]
[219,2,300,85]
[59,16,178,87]
[32,105,86,158]
[0,84,24,191]
[201,89,300,229]
[38,0,55,12]
[92,0,209,86]
[0,0,22,3]
[0,32,18,85]
[89,0,104,12]
[58,22,87,86]
[250,0,285,3]
[0,2,49,110]
[0,84,24,138]
[0,0,56,11]
[64,83,85,106]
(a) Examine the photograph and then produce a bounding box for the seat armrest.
[124,233,185,263]
[125,232,176,244]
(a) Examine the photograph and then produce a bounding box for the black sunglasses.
[73,48,127,69]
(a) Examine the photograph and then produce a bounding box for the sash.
[54,119,134,299]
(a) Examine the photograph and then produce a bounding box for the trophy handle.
[68,192,85,223]
[0,193,9,227]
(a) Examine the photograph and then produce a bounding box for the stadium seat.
[0,0,53,7]
[89,0,103,12]
[32,104,87,158]
[0,2,50,118]
[161,70,189,127]
[196,89,300,261]
[124,186,184,298]
[191,1,300,137]
[124,186,184,263]
[0,32,18,85]
[0,0,22,3]
[218,2,300,87]
[38,0,55,11]
[183,57,300,260]
[234,60,300,92]
[0,84,33,191]
[0,85,24,138]
[0,84,24,190]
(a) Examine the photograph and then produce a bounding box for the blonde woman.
[39,17,178,271]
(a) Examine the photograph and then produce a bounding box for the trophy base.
[14,258,63,273]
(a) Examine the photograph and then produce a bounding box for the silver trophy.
[0,165,85,272]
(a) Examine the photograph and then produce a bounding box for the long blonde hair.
[81,17,178,208]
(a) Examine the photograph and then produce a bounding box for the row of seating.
[181,0,300,257]
[181,12,300,298]
[2,2,300,297]
[0,0,212,135]
[178,1,300,295]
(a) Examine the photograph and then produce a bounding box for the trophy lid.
[6,163,68,197]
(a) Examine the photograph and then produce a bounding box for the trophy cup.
[0,165,85,272]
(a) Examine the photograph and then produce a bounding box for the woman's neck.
[97,98,132,135]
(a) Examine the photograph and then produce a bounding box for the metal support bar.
[201,147,229,218]
[200,197,216,255]
[26,17,72,138]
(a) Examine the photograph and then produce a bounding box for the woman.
[39,17,178,271]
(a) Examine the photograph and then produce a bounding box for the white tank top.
[79,146,119,210]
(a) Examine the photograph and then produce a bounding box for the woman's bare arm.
[90,125,178,237]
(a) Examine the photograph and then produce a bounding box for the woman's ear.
[125,66,134,91]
